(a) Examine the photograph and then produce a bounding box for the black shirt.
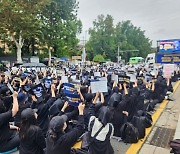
[19,125,46,154]
[31,97,56,135]
[0,111,14,145]
[46,115,84,154]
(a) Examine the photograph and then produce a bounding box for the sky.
[77,0,180,47]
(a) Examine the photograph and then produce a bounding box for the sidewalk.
[138,82,180,154]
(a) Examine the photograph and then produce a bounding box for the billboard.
[156,53,180,64]
[159,39,180,53]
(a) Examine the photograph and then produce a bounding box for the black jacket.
[31,97,56,135]
[46,115,84,154]
[19,125,46,154]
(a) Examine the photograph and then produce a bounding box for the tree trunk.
[14,34,24,63]
[17,46,22,63]
[48,47,51,66]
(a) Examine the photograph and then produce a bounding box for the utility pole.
[117,45,120,63]
[81,31,87,66]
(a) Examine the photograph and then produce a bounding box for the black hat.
[0,86,10,96]
[21,108,38,120]
[49,115,68,132]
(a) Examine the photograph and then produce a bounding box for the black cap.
[0,86,10,95]
[49,115,68,132]
[21,108,38,120]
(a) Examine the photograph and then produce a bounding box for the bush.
[93,54,105,62]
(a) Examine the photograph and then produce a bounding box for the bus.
[129,57,144,65]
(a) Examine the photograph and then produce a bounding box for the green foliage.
[93,54,105,62]
[86,15,152,62]
[0,0,50,42]
[0,0,82,60]
[40,0,82,57]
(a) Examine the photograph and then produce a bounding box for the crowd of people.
[0,63,179,154]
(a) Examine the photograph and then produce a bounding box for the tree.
[40,0,82,66]
[93,54,105,62]
[86,14,116,61]
[0,0,51,63]
[86,15,152,62]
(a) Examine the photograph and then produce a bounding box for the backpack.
[170,139,180,154]
[144,112,152,128]
[132,116,146,139]
[137,110,153,128]
[120,122,139,143]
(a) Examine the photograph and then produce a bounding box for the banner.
[156,53,180,64]
[90,80,107,93]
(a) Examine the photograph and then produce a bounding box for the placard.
[94,72,101,77]
[129,74,136,82]
[99,77,107,82]
[90,80,107,93]
[61,76,68,83]
[111,74,118,82]
[118,75,130,83]
[163,64,175,78]
[71,75,76,80]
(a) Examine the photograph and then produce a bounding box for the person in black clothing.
[14,92,30,127]
[46,103,85,154]
[19,108,46,154]
[88,106,114,154]
[31,84,56,135]
[0,91,20,152]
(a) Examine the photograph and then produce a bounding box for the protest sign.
[118,75,130,83]
[44,78,52,89]
[163,64,175,79]
[100,77,107,82]
[111,74,118,82]
[71,75,76,80]
[128,74,136,82]
[94,72,101,77]
[61,76,68,83]
[137,76,144,81]
[90,80,107,93]
[30,83,46,102]
[64,83,75,93]
[65,92,80,107]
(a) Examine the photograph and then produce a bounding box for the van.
[145,53,156,64]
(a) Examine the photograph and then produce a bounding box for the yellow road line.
[126,80,180,154]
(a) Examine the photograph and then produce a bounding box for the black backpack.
[132,116,146,139]
[120,122,139,143]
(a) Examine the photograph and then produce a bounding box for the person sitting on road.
[46,103,85,154]
[19,108,46,154]
[0,91,20,153]
[88,106,114,154]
